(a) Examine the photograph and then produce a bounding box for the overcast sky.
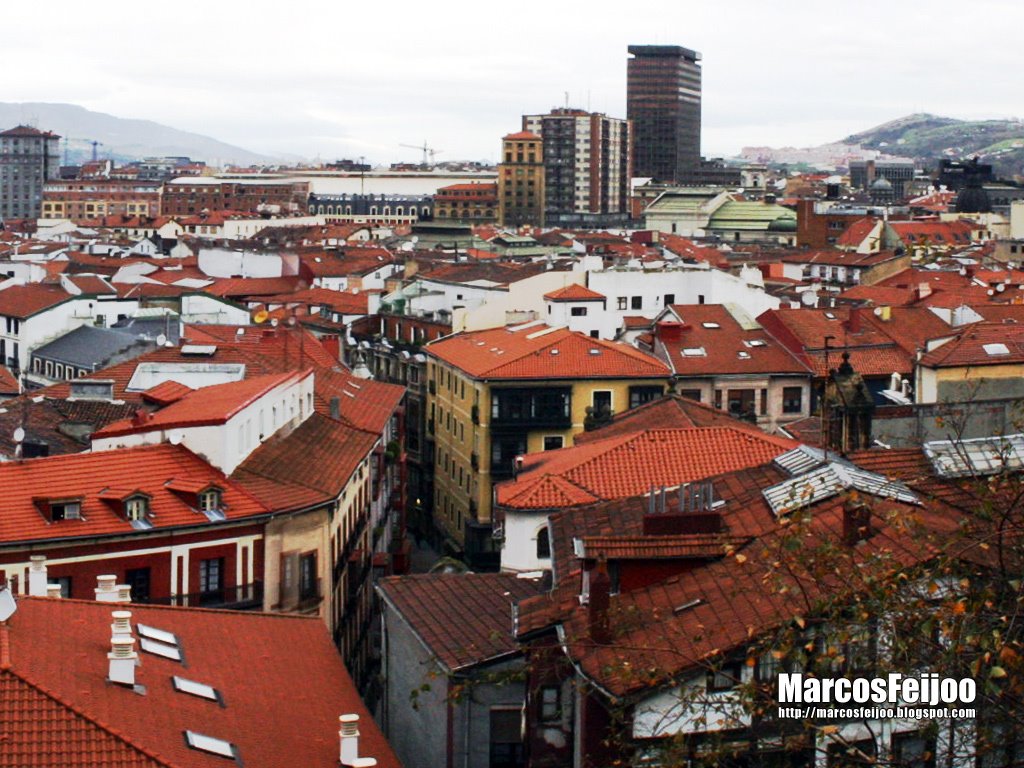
[3,0,1021,164]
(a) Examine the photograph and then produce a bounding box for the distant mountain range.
[843,113,1024,178]
[0,103,277,166]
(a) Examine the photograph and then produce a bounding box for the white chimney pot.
[95,575,119,602]
[46,583,63,599]
[108,636,138,686]
[339,714,360,766]
[28,556,48,597]
[111,610,133,641]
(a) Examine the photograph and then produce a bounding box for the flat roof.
[628,44,701,61]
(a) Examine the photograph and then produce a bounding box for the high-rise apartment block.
[497,131,545,227]
[627,45,702,184]
[522,109,631,227]
[0,125,61,220]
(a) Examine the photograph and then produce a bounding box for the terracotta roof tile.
[543,283,606,301]
[0,284,71,319]
[0,444,267,544]
[1,597,400,767]
[427,325,670,380]
[496,427,795,510]
[918,322,1024,367]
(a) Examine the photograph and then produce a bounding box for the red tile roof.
[313,368,404,434]
[205,276,305,299]
[261,287,369,315]
[495,426,796,510]
[1,597,399,768]
[578,533,752,560]
[93,371,309,438]
[0,125,58,137]
[0,284,71,319]
[427,324,670,380]
[0,365,18,394]
[543,283,606,301]
[835,217,878,248]
[655,305,810,376]
[435,182,498,193]
[503,131,541,141]
[140,380,193,406]
[0,444,267,544]
[232,412,377,512]
[377,573,542,671]
[918,322,1024,367]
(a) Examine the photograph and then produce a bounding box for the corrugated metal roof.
[924,433,1024,478]
[763,461,919,516]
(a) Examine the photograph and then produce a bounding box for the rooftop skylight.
[185,731,236,760]
[924,434,1024,478]
[173,676,220,702]
[763,462,919,517]
[682,347,706,357]
[983,343,1010,356]
[137,623,178,646]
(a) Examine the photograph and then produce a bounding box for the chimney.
[330,396,341,420]
[28,556,48,597]
[108,636,138,686]
[846,307,861,334]
[95,575,119,602]
[339,714,361,766]
[46,583,63,599]
[915,282,932,301]
[111,610,132,642]
[131,408,151,427]
[843,500,873,546]
[588,557,612,645]
[116,584,132,603]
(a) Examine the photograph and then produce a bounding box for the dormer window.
[200,488,222,513]
[52,500,82,521]
[125,496,149,522]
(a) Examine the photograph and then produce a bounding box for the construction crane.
[62,137,105,164]
[399,141,442,167]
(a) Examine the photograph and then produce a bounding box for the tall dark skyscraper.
[627,45,702,184]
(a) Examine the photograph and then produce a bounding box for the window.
[783,386,803,414]
[570,306,587,316]
[299,552,318,602]
[630,296,642,310]
[827,738,875,767]
[125,568,151,603]
[629,385,663,409]
[199,558,224,604]
[53,576,72,599]
[51,501,82,521]
[706,661,743,692]
[616,296,627,310]
[539,686,561,722]
[727,389,756,418]
[891,731,935,768]
[663,293,675,305]
[185,731,236,760]
[199,488,221,512]
[536,527,551,559]
[125,496,148,521]
[680,389,701,402]
[543,436,564,451]
[489,709,525,768]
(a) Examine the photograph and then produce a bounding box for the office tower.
[0,125,61,220]
[627,45,702,184]
[522,109,631,227]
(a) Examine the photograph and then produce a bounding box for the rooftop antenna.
[821,334,836,463]
[564,91,569,109]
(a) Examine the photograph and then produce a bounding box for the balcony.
[490,387,571,430]
[152,581,264,611]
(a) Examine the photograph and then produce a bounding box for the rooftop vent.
[702,322,720,329]
[28,556,47,597]
[69,379,115,402]
[108,636,137,686]
[95,575,119,602]
[180,344,217,356]
[46,583,63,599]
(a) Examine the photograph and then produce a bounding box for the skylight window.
[702,322,720,329]
[824,312,837,320]
[924,434,1024,478]
[762,462,919,517]
[744,339,768,348]
[737,351,751,359]
[141,638,182,661]
[983,343,1010,356]
[173,676,219,702]
[137,623,179,646]
[185,731,236,760]
[682,347,706,357]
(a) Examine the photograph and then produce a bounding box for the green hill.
[843,113,1024,179]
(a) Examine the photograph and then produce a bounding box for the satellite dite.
[0,581,16,622]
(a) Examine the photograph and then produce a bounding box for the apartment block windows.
[199,558,224,605]
[783,386,803,414]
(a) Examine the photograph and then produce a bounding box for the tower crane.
[399,141,443,167]
[62,137,105,164]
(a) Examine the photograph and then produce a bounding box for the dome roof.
[956,184,991,214]
[870,177,893,190]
